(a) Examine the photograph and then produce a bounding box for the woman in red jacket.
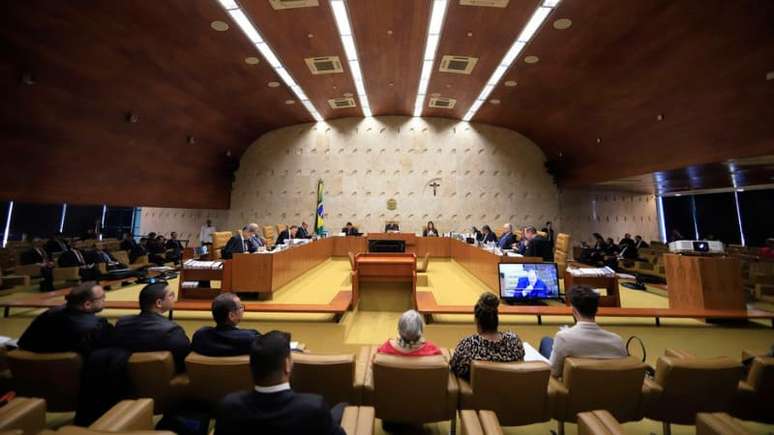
[377,310,441,356]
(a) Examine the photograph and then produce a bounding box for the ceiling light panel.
[415,0,449,117]
[215,0,322,121]
[330,0,371,117]
[463,0,560,121]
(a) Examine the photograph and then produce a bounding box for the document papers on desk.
[523,342,549,363]
[566,266,615,277]
[183,259,224,270]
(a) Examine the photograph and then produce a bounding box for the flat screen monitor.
[498,263,560,300]
[368,239,406,253]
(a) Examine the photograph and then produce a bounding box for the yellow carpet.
[1,257,773,434]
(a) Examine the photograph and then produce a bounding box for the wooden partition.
[332,236,367,256]
[450,239,501,290]
[415,237,451,257]
[664,253,745,310]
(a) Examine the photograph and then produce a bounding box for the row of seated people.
[218,223,316,259]
[579,232,651,269]
[120,231,184,265]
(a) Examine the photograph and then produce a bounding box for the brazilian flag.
[314,179,325,235]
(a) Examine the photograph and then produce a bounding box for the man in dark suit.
[84,246,125,271]
[222,224,259,259]
[341,222,359,236]
[384,222,399,232]
[634,235,649,249]
[110,282,190,372]
[275,226,298,245]
[296,222,312,239]
[165,232,184,263]
[497,223,516,250]
[45,233,69,256]
[59,246,99,281]
[120,233,146,263]
[216,331,345,435]
[524,226,554,261]
[192,293,259,356]
[18,281,111,354]
[20,242,55,291]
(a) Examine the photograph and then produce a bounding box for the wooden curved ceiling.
[1,0,773,208]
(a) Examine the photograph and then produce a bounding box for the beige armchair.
[127,351,189,414]
[340,406,375,435]
[184,352,253,408]
[211,231,233,260]
[0,397,46,435]
[554,233,571,275]
[7,350,83,412]
[291,351,364,406]
[696,412,751,435]
[734,352,774,423]
[577,410,625,435]
[459,410,504,435]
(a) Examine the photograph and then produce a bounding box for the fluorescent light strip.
[463,0,559,122]
[2,201,12,248]
[414,0,448,117]
[59,203,67,233]
[330,0,371,117]
[216,0,321,122]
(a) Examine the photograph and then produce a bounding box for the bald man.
[497,223,516,250]
[222,224,260,259]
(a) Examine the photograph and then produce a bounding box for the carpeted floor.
[1,257,772,434]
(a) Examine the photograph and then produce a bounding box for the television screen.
[498,263,560,300]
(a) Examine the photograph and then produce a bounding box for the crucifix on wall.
[426,178,442,197]
[429,181,440,196]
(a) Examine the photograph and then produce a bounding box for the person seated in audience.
[538,286,627,378]
[275,225,299,245]
[110,282,190,372]
[59,245,99,281]
[758,237,774,259]
[619,233,635,248]
[146,234,167,265]
[341,222,359,236]
[385,221,400,232]
[605,237,618,254]
[215,331,346,435]
[192,292,260,356]
[18,281,110,354]
[120,232,146,263]
[449,292,525,380]
[377,310,441,356]
[634,235,649,249]
[45,232,69,255]
[84,244,126,272]
[523,226,554,260]
[222,224,260,259]
[20,240,55,291]
[165,231,184,263]
[422,221,439,237]
[497,223,516,250]
[479,225,497,244]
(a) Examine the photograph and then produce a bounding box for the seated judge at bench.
[480,225,497,244]
[275,225,298,245]
[377,310,441,357]
[523,226,554,261]
[192,292,260,356]
[422,221,439,237]
[341,222,359,236]
[497,223,516,250]
[385,221,400,232]
[296,222,312,239]
[222,223,260,259]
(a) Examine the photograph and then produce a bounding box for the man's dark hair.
[570,286,599,318]
[139,283,168,312]
[474,292,500,333]
[345,222,353,226]
[250,330,291,385]
[635,235,642,240]
[290,225,298,230]
[525,226,537,234]
[65,281,99,307]
[212,292,239,325]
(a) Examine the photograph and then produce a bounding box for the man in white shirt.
[540,286,627,377]
[199,219,216,247]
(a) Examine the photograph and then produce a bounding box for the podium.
[663,253,745,310]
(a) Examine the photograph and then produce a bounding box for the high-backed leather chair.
[0,397,46,435]
[416,252,430,273]
[459,360,551,426]
[276,224,288,235]
[550,357,647,435]
[364,352,458,431]
[644,355,741,434]
[127,352,189,414]
[340,406,375,435]
[210,231,233,260]
[460,410,504,435]
[734,353,774,423]
[185,352,252,407]
[577,410,625,435]
[89,399,155,432]
[52,266,80,288]
[291,352,363,406]
[262,226,277,247]
[554,233,571,275]
[696,412,751,435]
[7,350,83,412]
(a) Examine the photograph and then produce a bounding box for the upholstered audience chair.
[7,350,83,412]
[89,399,155,432]
[696,412,751,435]
[550,357,648,435]
[0,397,46,435]
[291,351,364,406]
[733,351,774,423]
[364,352,459,431]
[416,252,430,273]
[210,231,233,260]
[643,355,741,435]
[184,352,252,408]
[341,406,375,435]
[131,255,150,269]
[554,233,571,275]
[262,226,277,247]
[52,266,80,288]
[458,360,552,426]
[460,410,504,435]
[577,410,625,435]
[126,351,189,414]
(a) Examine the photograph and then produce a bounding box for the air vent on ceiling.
[429,97,457,109]
[439,55,479,74]
[269,0,319,10]
[328,97,357,109]
[305,56,344,74]
[459,0,510,7]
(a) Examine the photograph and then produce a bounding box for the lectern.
[663,253,745,310]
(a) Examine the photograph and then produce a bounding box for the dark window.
[0,202,10,235]
[8,202,62,241]
[104,207,135,239]
[662,196,696,241]
[693,193,741,245]
[737,189,774,247]
[63,205,103,238]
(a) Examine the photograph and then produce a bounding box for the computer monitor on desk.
[368,239,406,253]
[499,263,560,302]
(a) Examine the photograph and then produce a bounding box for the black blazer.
[45,239,69,255]
[191,325,259,357]
[423,228,439,237]
[216,389,345,435]
[341,227,359,236]
[110,312,190,372]
[222,235,256,259]
[18,305,112,354]
[526,235,554,261]
[20,247,49,265]
[296,227,311,239]
[384,223,399,232]
[59,249,87,267]
[84,249,115,264]
[481,232,497,244]
[275,229,291,245]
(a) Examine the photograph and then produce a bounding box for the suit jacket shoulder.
[192,326,259,356]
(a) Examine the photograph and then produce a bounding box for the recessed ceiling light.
[244,57,260,65]
[307,33,314,38]
[285,100,296,105]
[414,0,449,117]
[675,193,682,197]
[524,55,539,64]
[595,137,602,143]
[343,92,353,97]
[553,18,572,30]
[736,188,745,192]
[467,32,473,37]
[767,71,774,81]
[387,29,393,35]
[210,21,229,31]
[504,80,517,87]
[656,113,664,121]
[388,82,395,87]
[445,83,452,88]
[489,99,501,104]
[430,92,441,97]
[267,81,280,88]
